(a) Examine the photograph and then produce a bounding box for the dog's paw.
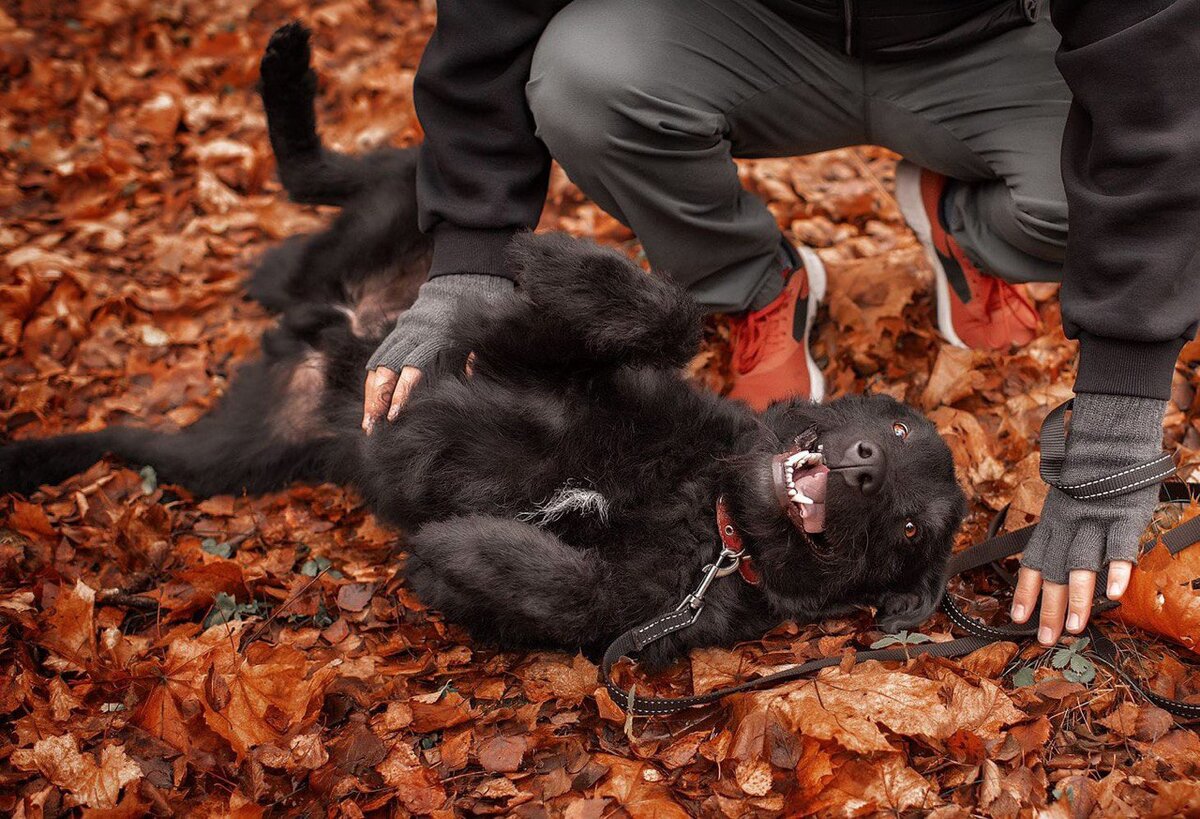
[261,21,313,86]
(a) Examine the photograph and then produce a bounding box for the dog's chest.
[517,481,610,527]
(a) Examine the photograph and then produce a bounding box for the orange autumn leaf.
[10,735,141,810]
[1112,508,1200,653]
[39,579,98,671]
[3,1,1200,811]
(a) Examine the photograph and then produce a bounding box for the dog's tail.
[260,21,388,206]
[0,423,326,498]
[0,316,373,498]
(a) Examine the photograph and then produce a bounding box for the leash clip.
[676,545,743,624]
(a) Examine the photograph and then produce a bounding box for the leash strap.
[1038,399,1176,500]
[602,481,1200,718]
[602,614,996,716]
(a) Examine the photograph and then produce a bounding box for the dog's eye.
[903,519,918,539]
[892,422,909,440]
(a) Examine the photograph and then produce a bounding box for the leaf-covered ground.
[3,1,1200,816]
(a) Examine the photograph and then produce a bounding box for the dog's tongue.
[770,453,829,534]
[791,465,828,533]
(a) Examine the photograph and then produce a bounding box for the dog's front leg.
[404,515,610,649]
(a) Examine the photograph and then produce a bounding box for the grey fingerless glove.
[1022,393,1170,585]
[366,274,515,373]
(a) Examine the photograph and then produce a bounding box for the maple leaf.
[730,661,1024,755]
[132,620,334,758]
[39,579,98,671]
[1112,505,1200,652]
[591,754,691,819]
[801,753,940,816]
[378,744,448,813]
[10,735,141,809]
[519,652,598,707]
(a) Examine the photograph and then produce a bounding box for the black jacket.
[413,0,1200,401]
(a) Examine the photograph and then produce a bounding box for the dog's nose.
[838,440,887,496]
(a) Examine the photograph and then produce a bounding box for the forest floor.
[2,1,1200,816]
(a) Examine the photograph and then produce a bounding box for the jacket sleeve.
[413,0,570,281]
[1051,0,1200,400]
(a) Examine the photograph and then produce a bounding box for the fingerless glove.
[366,274,515,373]
[1022,393,1170,585]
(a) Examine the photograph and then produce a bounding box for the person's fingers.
[1106,560,1134,599]
[1065,569,1096,634]
[1037,581,1069,646]
[362,367,399,434]
[387,366,423,421]
[1011,567,1042,624]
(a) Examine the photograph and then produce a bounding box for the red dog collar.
[715,496,760,586]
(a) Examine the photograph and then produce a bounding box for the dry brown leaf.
[4,6,1200,811]
[520,653,598,706]
[1113,513,1200,652]
[731,662,1024,755]
[735,757,773,797]
[477,735,526,773]
[11,735,141,809]
[802,753,939,816]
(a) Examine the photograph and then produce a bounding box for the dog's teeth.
[792,493,814,506]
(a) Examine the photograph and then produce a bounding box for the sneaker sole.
[894,161,968,350]
[795,245,827,404]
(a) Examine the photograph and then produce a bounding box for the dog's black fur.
[0,23,967,665]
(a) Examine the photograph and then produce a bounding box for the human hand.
[1011,394,1169,645]
[362,273,514,433]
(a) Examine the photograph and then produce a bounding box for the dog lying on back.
[0,24,967,665]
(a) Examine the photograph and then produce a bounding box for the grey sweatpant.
[526,0,1070,312]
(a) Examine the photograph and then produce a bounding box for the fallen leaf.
[11,735,141,809]
[478,735,526,773]
[731,662,1024,755]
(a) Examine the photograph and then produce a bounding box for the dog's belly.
[367,372,737,543]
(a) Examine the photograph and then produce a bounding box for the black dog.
[0,24,966,665]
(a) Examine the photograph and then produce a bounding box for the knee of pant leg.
[528,6,723,162]
[1013,194,1068,244]
[1002,181,1070,257]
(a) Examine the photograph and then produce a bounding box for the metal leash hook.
[676,545,743,625]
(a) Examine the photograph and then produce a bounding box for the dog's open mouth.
[770,436,828,534]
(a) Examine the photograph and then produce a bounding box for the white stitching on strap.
[1071,467,1177,500]
[1060,456,1172,490]
[944,598,1025,640]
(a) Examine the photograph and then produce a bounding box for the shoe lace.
[975,274,1035,325]
[733,294,790,373]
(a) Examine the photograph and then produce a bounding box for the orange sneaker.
[895,161,1039,350]
[727,245,826,410]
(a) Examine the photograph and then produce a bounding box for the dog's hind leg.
[260,21,377,206]
[404,515,613,649]
[252,22,431,312]
[252,186,426,310]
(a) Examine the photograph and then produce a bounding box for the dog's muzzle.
[770,433,828,534]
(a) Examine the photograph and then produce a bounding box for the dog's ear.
[875,563,947,633]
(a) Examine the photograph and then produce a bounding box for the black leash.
[602,403,1200,719]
